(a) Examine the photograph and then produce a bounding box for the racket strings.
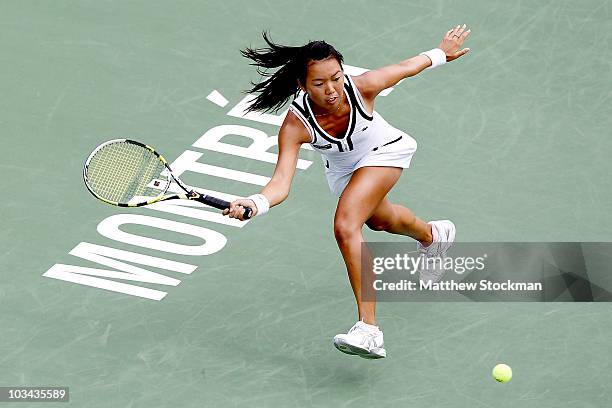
[86,142,167,204]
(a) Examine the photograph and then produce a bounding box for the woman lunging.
[224,25,471,359]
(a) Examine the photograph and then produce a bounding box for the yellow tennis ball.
[492,364,512,383]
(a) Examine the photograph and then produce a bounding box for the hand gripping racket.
[83,139,252,219]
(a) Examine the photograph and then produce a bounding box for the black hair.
[241,32,344,113]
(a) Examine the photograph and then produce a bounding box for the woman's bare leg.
[333,166,403,325]
[365,198,433,245]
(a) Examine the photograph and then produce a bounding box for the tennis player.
[224,25,471,359]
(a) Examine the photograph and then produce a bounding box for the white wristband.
[248,194,270,216]
[419,48,447,69]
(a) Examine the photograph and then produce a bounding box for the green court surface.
[2,1,612,406]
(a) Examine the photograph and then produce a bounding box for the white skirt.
[324,131,418,198]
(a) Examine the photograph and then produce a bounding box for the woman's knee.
[333,218,361,243]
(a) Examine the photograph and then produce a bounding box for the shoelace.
[348,323,381,347]
[419,244,444,258]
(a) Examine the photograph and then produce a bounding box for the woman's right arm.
[224,110,311,220]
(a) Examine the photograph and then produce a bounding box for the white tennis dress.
[289,75,418,197]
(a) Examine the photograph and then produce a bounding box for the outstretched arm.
[354,24,472,100]
[223,111,310,220]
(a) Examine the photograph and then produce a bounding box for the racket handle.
[193,194,252,220]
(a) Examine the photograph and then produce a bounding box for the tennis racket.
[83,139,252,219]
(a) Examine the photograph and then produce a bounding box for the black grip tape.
[194,194,252,220]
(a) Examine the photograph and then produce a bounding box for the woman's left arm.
[354,24,472,100]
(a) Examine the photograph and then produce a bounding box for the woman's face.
[301,57,344,111]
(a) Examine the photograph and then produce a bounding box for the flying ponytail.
[241,32,344,113]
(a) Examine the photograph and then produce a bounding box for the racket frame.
[83,139,251,218]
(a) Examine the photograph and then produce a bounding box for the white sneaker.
[416,220,456,284]
[333,321,386,359]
